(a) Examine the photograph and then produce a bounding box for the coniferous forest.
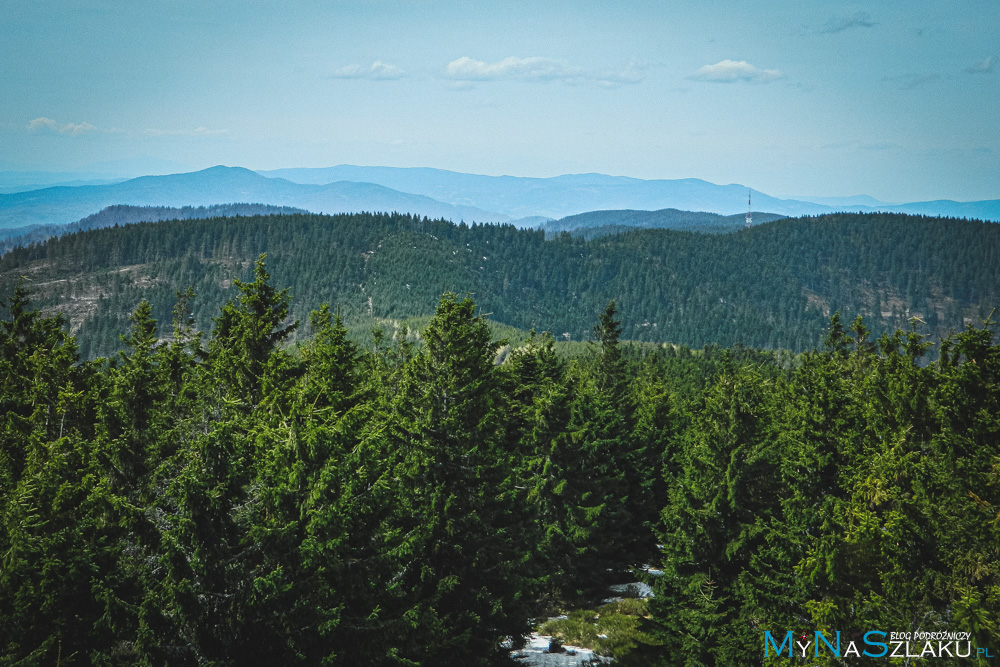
[6,0,1000,661]
[1,242,998,663]
[1,211,997,360]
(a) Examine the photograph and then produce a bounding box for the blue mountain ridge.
[262,165,1000,222]
[0,166,508,230]
[2,165,998,232]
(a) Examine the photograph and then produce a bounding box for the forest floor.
[511,572,659,665]
[511,633,612,665]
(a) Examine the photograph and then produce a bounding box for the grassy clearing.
[537,598,660,659]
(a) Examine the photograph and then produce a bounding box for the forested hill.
[0,203,308,255]
[541,208,788,238]
[0,211,996,359]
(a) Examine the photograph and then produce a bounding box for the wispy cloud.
[443,56,646,87]
[964,56,994,74]
[445,56,580,82]
[884,73,939,90]
[27,117,97,136]
[143,127,228,137]
[820,12,876,34]
[595,60,646,87]
[27,117,227,138]
[688,60,782,84]
[330,61,406,80]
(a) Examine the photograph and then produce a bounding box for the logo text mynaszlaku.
[763,631,994,659]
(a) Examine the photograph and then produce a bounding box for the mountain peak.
[199,165,257,175]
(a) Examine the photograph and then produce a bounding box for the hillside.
[0,204,308,254]
[0,211,996,359]
[541,208,788,238]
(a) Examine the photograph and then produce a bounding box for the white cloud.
[27,117,97,135]
[688,60,783,84]
[330,60,406,80]
[444,56,647,87]
[964,56,994,74]
[820,12,876,34]
[445,56,580,81]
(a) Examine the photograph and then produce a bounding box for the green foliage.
[385,294,540,664]
[644,313,1000,664]
[541,208,787,238]
[1,269,998,664]
[1,211,996,359]
[538,598,659,659]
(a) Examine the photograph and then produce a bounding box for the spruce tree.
[389,294,536,664]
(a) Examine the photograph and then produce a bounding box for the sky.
[2,0,998,203]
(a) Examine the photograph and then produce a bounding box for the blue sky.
[2,0,997,202]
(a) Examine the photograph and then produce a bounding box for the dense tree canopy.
[1,211,996,359]
[1,262,997,664]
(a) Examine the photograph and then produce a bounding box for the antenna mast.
[745,190,753,229]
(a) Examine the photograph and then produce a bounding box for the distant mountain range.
[261,165,1000,221]
[261,166,822,219]
[0,167,506,231]
[784,194,894,208]
[0,171,127,194]
[0,158,194,194]
[1,164,998,232]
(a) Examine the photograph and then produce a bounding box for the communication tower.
[745,190,753,229]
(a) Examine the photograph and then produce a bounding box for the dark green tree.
[389,294,536,664]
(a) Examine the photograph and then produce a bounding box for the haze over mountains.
[261,166,823,219]
[0,167,503,231]
[261,165,1000,221]
[0,158,194,194]
[1,165,999,233]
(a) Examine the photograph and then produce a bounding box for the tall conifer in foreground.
[0,285,111,663]
[389,294,537,665]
